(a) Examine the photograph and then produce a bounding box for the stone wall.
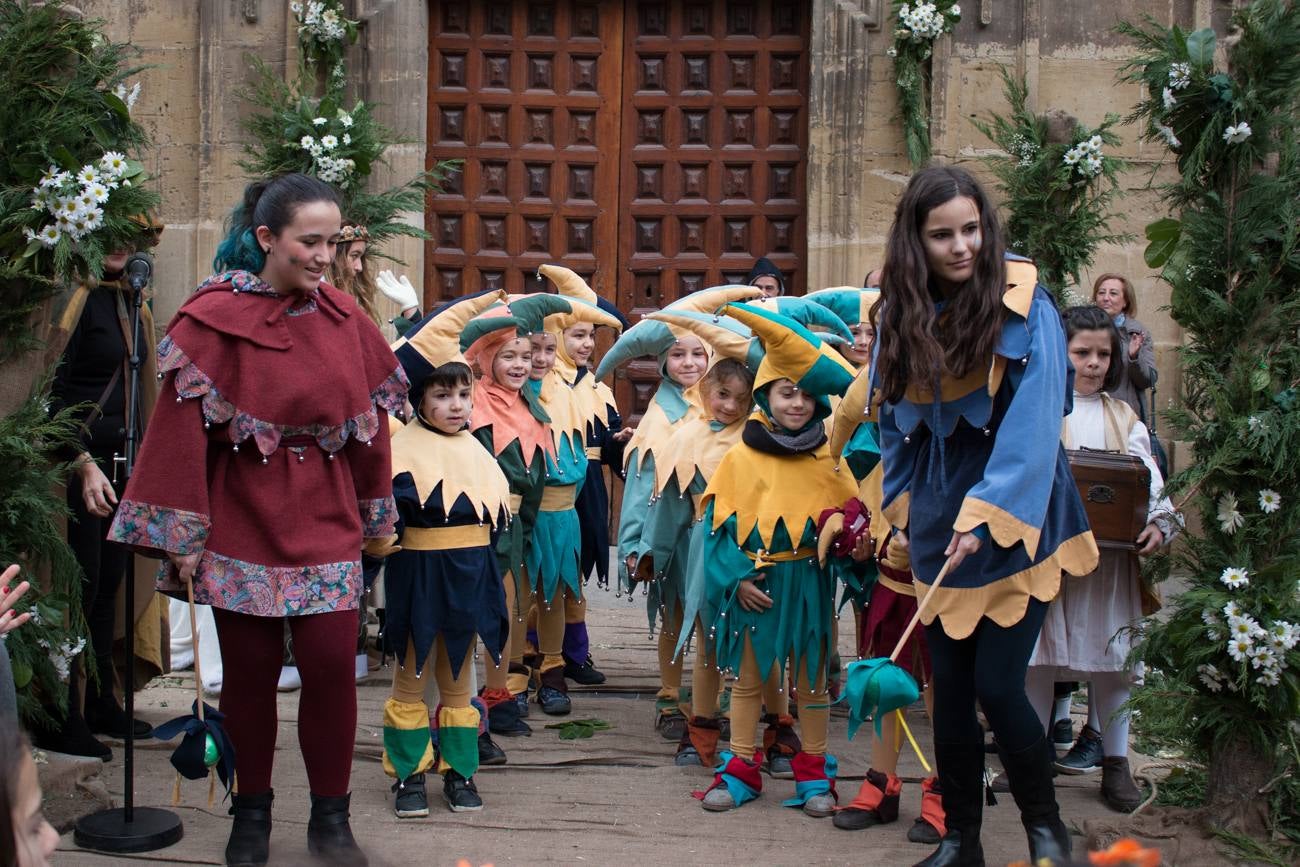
[82,0,1225,436]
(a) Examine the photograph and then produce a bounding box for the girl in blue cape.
[680,302,860,818]
[870,165,1097,867]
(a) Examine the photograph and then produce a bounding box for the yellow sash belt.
[401,525,491,551]
[508,493,523,514]
[584,446,601,460]
[539,484,577,512]
[744,547,817,570]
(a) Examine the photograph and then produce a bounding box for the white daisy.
[1155,123,1181,148]
[1223,122,1252,144]
[1270,622,1298,651]
[342,133,351,145]
[1229,615,1262,639]
[1162,87,1177,110]
[1218,493,1245,534]
[1168,62,1191,90]
[1203,608,1222,627]
[338,113,353,128]
[1248,644,1276,670]
[300,135,316,150]
[1259,489,1282,514]
[76,165,100,185]
[38,225,61,247]
[1223,601,1244,619]
[86,183,110,204]
[99,151,128,176]
[1197,663,1223,692]
[1220,566,1250,589]
[320,134,338,150]
[1227,636,1253,661]
[1257,669,1280,687]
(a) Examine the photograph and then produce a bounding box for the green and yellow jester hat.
[804,286,881,328]
[393,289,508,406]
[535,265,627,381]
[746,295,855,344]
[719,300,857,425]
[593,285,763,382]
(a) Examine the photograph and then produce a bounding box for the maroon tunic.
[109,270,407,617]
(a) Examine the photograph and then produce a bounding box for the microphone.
[125,251,153,292]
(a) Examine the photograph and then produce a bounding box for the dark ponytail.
[213,173,342,273]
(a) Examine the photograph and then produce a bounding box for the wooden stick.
[186,580,205,722]
[888,555,955,664]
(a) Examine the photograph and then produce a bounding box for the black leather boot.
[307,792,368,866]
[1002,735,1071,865]
[225,790,273,867]
[914,741,986,867]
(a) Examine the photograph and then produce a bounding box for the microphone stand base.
[74,806,184,854]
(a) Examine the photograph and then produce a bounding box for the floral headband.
[336,224,369,243]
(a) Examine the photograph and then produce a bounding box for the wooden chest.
[1067,448,1151,551]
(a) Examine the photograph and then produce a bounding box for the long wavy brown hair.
[871,165,1008,403]
[329,222,382,325]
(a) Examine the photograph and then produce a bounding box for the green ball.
[203,733,220,767]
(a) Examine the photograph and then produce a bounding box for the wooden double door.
[425,0,809,417]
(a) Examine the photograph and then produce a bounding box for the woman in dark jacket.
[1092,273,1157,418]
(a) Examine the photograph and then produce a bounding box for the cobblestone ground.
[55,588,1127,866]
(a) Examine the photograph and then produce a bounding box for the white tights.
[1025,668,1131,758]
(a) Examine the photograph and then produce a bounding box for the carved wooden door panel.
[613,0,811,422]
[424,0,624,305]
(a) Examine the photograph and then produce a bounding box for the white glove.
[375,270,419,311]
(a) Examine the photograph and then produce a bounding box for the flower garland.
[289,0,358,97]
[1116,0,1300,848]
[889,1,961,168]
[971,69,1128,302]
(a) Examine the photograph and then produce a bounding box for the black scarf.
[742,417,826,456]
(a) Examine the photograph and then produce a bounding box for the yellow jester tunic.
[678,415,859,684]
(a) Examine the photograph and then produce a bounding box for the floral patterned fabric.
[156,334,408,455]
[156,550,363,617]
[359,496,398,539]
[109,499,211,554]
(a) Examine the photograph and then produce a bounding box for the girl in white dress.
[1026,305,1180,812]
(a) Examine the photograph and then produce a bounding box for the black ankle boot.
[914,741,986,867]
[307,792,368,866]
[1002,735,1071,865]
[225,790,273,867]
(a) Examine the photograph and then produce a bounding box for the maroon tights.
[213,607,358,797]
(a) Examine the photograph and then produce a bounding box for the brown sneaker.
[1100,756,1143,812]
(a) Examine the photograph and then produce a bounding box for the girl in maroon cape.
[109,174,406,867]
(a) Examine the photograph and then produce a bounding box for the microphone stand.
[74,257,184,853]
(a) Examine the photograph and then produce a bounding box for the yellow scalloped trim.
[953,496,1043,560]
[883,490,910,531]
[914,531,1099,640]
[390,423,511,527]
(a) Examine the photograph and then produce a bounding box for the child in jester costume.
[679,301,863,818]
[462,295,569,738]
[536,265,630,686]
[595,285,761,738]
[645,297,855,769]
[805,287,879,372]
[377,290,514,815]
[518,290,624,715]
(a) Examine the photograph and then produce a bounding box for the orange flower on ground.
[1088,837,1161,867]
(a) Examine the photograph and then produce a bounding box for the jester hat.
[393,289,507,403]
[593,285,763,381]
[804,287,881,328]
[746,295,855,344]
[719,301,857,398]
[537,264,629,332]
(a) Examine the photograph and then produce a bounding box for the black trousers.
[65,454,128,695]
[924,598,1048,753]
